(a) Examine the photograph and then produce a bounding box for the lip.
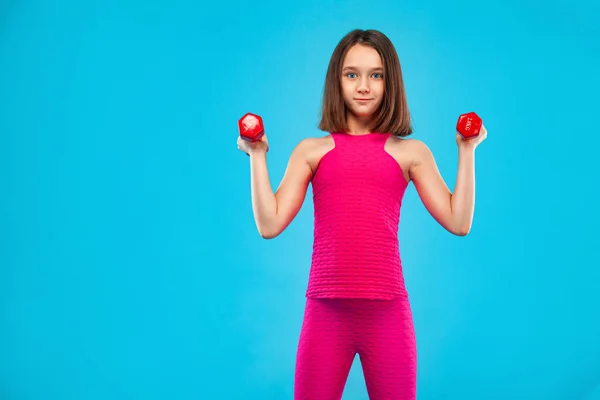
[355,98,373,103]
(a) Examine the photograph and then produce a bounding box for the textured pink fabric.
[307,132,409,300]
[294,297,417,400]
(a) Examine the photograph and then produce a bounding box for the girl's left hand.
[456,124,487,150]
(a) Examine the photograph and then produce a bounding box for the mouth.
[355,98,373,103]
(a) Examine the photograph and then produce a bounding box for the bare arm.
[246,138,313,239]
[409,129,486,236]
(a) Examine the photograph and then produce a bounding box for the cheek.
[341,83,354,100]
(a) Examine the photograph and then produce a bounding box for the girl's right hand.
[237,134,269,156]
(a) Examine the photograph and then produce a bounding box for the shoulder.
[387,135,426,148]
[291,135,333,155]
[289,134,335,173]
[386,136,431,158]
[385,136,436,180]
[296,135,330,148]
[286,135,333,165]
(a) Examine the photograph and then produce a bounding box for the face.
[340,44,385,120]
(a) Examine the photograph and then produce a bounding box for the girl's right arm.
[245,138,314,239]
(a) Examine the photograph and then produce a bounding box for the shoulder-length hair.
[318,29,413,137]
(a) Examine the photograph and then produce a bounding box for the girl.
[237,29,487,400]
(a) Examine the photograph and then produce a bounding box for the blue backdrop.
[1,0,599,399]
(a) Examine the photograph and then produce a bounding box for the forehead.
[342,44,382,68]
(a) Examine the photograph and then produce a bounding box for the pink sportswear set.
[294,132,417,400]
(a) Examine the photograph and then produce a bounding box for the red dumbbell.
[238,112,265,141]
[456,112,483,139]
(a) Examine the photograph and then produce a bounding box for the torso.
[304,131,413,300]
[303,134,416,183]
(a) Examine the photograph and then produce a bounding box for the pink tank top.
[306,132,409,300]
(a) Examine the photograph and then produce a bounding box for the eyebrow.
[342,66,383,71]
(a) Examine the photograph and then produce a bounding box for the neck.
[345,110,373,135]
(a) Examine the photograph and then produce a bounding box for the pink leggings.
[294,296,417,400]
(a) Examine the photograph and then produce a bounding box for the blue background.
[1,0,599,399]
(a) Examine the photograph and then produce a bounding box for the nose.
[356,77,370,94]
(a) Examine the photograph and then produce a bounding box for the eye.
[346,73,357,78]
[372,73,383,79]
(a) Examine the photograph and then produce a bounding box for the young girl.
[237,29,487,400]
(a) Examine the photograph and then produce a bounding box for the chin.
[348,103,380,118]
[351,108,376,118]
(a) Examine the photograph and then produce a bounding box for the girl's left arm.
[409,127,487,236]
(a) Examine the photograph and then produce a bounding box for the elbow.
[260,231,278,240]
[257,214,291,239]
[452,224,471,236]
[258,226,281,240]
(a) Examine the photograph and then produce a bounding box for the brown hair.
[318,29,413,137]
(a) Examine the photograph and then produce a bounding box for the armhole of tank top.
[312,133,338,178]
[382,134,410,185]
